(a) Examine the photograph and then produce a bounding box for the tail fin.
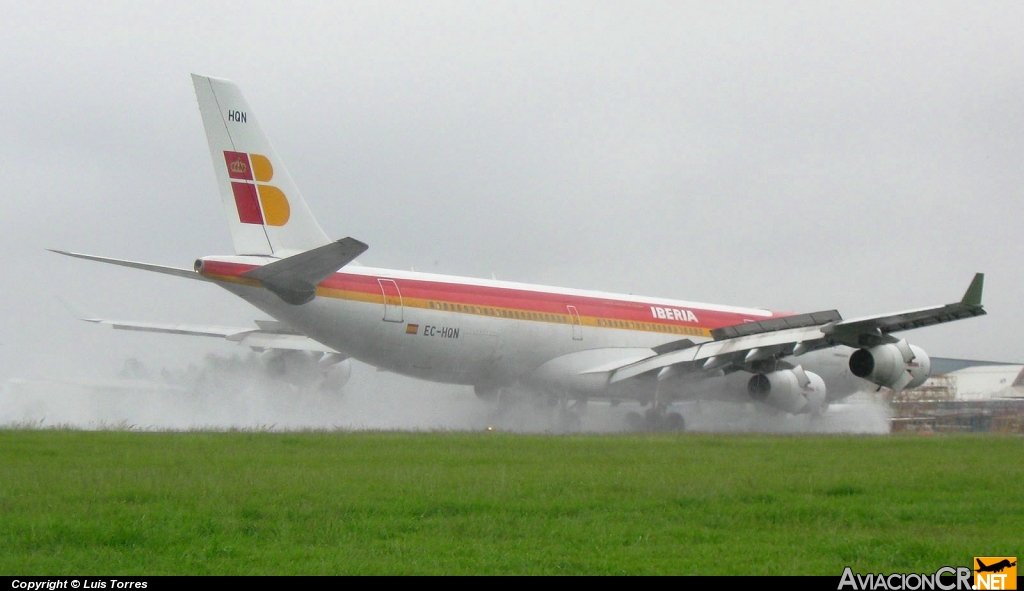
[192,74,330,256]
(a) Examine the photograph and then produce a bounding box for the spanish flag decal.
[406,324,419,335]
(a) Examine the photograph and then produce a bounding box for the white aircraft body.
[53,75,987,430]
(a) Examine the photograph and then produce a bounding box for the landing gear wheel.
[625,408,685,432]
[497,389,515,414]
[664,412,685,432]
[556,409,582,433]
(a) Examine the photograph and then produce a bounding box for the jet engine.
[848,340,930,391]
[319,357,352,392]
[261,350,351,393]
[747,366,826,415]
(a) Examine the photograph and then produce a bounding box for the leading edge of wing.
[49,249,205,281]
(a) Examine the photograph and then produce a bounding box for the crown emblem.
[230,158,248,174]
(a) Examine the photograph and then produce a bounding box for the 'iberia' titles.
[650,306,698,323]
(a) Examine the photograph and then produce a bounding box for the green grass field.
[0,430,1020,575]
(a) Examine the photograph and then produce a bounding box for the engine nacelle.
[320,358,352,392]
[747,368,827,415]
[261,350,351,392]
[262,349,314,381]
[848,341,930,391]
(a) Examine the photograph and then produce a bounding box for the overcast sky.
[2,1,1023,384]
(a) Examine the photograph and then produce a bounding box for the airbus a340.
[54,75,987,431]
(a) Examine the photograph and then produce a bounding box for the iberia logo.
[974,557,1017,590]
[223,151,290,226]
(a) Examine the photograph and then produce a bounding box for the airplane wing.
[77,316,341,354]
[608,273,986,385]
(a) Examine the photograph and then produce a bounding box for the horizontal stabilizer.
[49,250,204,281]
[243,237,368,305]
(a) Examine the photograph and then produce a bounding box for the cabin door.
[378,279,404,322]
[566,305,582,341]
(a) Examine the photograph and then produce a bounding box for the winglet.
[55,296,101,324]
[961,273,984,307]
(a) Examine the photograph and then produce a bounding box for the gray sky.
[2,1,1023,384]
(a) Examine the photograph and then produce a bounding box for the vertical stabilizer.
[192,74,331,256]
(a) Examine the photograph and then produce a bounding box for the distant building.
[888,358,1024,433]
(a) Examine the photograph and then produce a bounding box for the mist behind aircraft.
[0,353,890,433]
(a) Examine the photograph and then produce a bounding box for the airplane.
[52,74,988,431]
[976,559,1016,574]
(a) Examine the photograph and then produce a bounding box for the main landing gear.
[483,386,585,433]
[625,405,686,432]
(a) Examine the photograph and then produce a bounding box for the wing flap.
[710,309,841,340]
[610,325,829,384]
[227,330,341,353]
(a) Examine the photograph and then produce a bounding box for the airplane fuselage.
[198,255,863,401]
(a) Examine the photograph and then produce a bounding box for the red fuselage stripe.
[200,260,785,329]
